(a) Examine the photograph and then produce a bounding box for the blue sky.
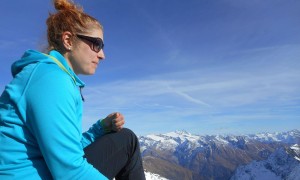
[0,0,299,136]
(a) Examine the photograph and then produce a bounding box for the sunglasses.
[76,34,104,53]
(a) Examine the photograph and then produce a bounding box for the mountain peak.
[174,129,190,134]
[165,130,192,137]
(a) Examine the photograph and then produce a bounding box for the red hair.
[46,0,102,52]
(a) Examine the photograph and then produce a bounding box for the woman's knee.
[120,128,137,137]
[119,128,140,151]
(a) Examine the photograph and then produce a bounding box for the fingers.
[114,118,125,128]
[112,112,125,131]
[112,122,124,131]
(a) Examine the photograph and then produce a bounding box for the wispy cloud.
[82,44,300,135]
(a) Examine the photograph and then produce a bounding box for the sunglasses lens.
[98,40,104,50]
[77,34,104,53]
[93,41,103,52]
[94,45,101,52]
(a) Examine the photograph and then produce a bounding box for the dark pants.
[84,128,146,180]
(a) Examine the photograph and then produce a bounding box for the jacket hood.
[11,50,53,77]
[11,49,85,87]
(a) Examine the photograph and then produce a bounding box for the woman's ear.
[61,31,73,51]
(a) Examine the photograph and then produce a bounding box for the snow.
[114,172,168,180]
[145,171,168,180]
[230,148,300,180]
[290,144,300,162]
[215,135,229,144]
[164,131,199,142]
[291,144,300,151]
[147,135,165,142]
[230,161,281,180]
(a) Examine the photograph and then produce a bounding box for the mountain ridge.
[139,129,300,180]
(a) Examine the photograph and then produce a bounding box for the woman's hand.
[101,112,125,132]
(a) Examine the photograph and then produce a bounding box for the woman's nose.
[98,49,105,60]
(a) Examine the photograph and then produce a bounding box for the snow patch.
[145,171,168,180]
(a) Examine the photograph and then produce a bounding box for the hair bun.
[54,0,82,12]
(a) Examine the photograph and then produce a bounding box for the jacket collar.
[48,50,85,87]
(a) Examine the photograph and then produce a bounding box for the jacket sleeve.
[24,65,108,180]
[81,119,108,148]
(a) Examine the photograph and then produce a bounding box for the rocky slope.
[230,145,300,180]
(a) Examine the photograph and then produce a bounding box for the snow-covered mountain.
[139,129,300,180]
[247,130,300,144]
[230,145,300,180]
[140,129,300,152]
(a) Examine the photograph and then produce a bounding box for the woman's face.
[68,28,105,75]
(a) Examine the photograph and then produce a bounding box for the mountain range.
[139,129,300,180]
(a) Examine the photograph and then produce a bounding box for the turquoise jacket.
[0,50,108,179]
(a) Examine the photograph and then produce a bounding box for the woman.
[0,0,145,179]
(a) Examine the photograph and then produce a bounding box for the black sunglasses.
[76,34,104,53]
